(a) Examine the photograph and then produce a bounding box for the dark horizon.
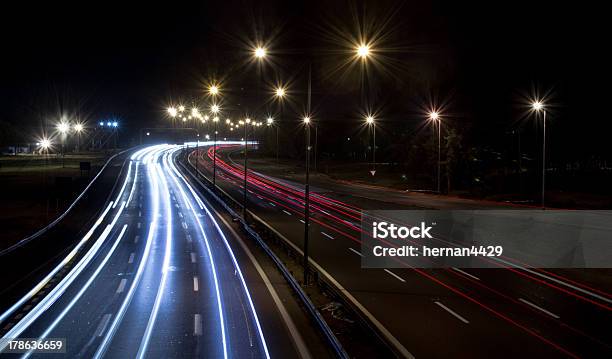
[1,0,609,160]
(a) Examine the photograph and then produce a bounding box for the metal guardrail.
[0,149,130,256]
[176,152,350,359]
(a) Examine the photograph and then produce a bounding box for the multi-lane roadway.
[189,143,612,358]
[0,145,321,358]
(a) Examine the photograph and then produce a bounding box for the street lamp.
[209,84,220,96]
[210,105,221,188]
[365,115,376,175]
[356,43,371,60]
[242,117,254,219]
[429,111,441,193]
[302,115,312,284]
[74,123,84,152]
[273,85,287,163]
[532,100,547,209]
[57,121,70,168]
[254,46,267,59]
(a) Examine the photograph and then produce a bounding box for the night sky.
[1,0,608,161]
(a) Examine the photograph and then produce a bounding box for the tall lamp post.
[274,86,286,164]
[429,111,441,193]
[266,117,278,163]
[57,121,70,168]
[211,103,220,188]
[532,100,547,209]
[242,118,253,219]
[303,116,311,284]
[73,123,84,152]
[365,115,376,175]
[303,64,313,285]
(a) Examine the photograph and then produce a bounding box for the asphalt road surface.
[189,142,612,359]
[0,145,322,358]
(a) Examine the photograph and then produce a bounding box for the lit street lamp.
[57,121,70,168]
[532,100,547,209]
[74,123,84,152]
[365,115,376,175]
[242,118,254,219]
[273,85,287,163]
[356,43,370,60]
[211,104,220,188]
[429,111,441,193]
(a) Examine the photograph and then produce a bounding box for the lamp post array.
[161,37,554,285]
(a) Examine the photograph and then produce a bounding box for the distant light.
[178,105,185,112]
[191,107,200,117]
[107,121,112,127]
[167,107,178,117]
[211,104,220,114]
[254,47,267,59]
[57,122,70,134]
[99,121,104,126]
[267,117,274,125]
[275,87,286,98]
[532,101,544,112]
[365,115,375,124]
[204,115,209,121]
[112,121,118,127]
[225,118,230,124]
[74,123,84,132]
[245,118,251,124]
[213,117,219,122]
[40,138,51,149]
[209,85,219,96]
[146,132,150,136]
[205,134,210,140]
[303,116,311,124]
[356,44,370,59]
[429,111,439,121]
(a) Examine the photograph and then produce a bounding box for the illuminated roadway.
[0,145,316,358]
[189,143,612,359]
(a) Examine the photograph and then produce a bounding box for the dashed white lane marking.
[182,221,188,229]
[134,235,140,244]
[257,195,264,200]
[320,210,331,216]
[186,234,192,243]
[299,220,310,225]
[138,211,141,217]
[194,314,202,336]
[269,202,276,207]
[175,204,180,209]
[116,279,127,294]
[95,314,112,337]
[282,210,292,216]
[384,269,406,283]
[518,298,560,319]
[193,276,199,292]
[128,253,135,264]
[191,252,197,263]
[452,267,480,281]
[434,301,470,324]
[137,222,141,229]
[348,248,363,257]
[178,212,183,218]
[321,232,334,239]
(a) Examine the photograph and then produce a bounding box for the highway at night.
[0,145,325,358]
[188,143,612,358]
